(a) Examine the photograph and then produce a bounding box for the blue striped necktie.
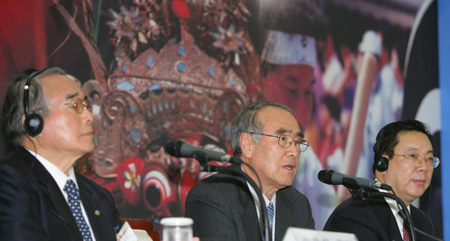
[64,179,93,241]
[267,202,274,238]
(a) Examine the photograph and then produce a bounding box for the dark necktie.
[64,179,93,241]
[267,202,274,239]
[399,211,411,241]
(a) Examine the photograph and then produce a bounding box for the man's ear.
[240,132,254,159]
[21,114,26,126]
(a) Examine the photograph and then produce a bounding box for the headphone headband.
[23,70,44,137]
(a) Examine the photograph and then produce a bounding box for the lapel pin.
[95,210,100,216]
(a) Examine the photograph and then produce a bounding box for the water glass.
[161,217,193,241]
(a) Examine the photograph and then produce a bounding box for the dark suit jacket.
[185,164,315,241]
[323,196,440,241]
[0,147,121,241]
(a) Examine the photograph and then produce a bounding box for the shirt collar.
[25,148,78,191]
[241,166,277,208]
[374,178,411,212]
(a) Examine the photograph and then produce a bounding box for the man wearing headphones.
[0,68,122,240]
[323,120,440,240]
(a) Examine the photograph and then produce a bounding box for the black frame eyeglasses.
[248,132,309,152]
[47,96,93,114]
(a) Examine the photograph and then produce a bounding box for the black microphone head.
[164,140,184,157]
[318,170,334,184]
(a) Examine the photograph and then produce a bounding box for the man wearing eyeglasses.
[0,68,122,241]
[324,120,440,240]
[185,101,315,241]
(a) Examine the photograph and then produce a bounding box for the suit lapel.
[410,206,438,239]
[241,191,263,241]
[21,149,82,241]
[78,176,103,240]
[274,190,294,241]
[230,165,262,241]
[371,198,403,241]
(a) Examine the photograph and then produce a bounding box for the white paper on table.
[282,227,359,241]
[117,221,138,241]
[133,230,153,241]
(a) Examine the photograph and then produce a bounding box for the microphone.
[164,140,241,163]
[318,170,392,191]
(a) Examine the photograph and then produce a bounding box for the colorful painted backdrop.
[0,0,443,236]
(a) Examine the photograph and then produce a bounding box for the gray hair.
[231,101,294,157]
[1,67,67,146]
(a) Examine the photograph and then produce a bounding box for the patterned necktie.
[267,202,274,238]
[64,179,93,241]
[399,211,411,241]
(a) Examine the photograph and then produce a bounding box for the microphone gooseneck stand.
[201,157,271,241]
[413,228,443,241]
[351,190,416,241]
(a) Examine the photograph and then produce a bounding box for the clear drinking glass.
[161,217,193,241]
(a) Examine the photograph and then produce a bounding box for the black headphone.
[375,156,389,172]
[373,140,389,172]
[23,70,44,137]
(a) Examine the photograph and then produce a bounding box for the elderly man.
[324,120,440,240]
[185,101,315,241]
[248,0,335,228]
[0,68,122,240]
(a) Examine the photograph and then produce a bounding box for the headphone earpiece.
[375,156,389,172]
[24,113,44,137]
[23,70,44,137]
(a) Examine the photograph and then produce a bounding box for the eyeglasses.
[394,153,440,168]
[248,132,309,152]
[47,96,93,114]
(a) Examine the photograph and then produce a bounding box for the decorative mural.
[56,0,257,222]
[0,0,441,233]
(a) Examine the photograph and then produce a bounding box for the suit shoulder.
[75,172,114,198]
[328,197,388,220]
[0,149,28,169]
[186,170,251,208]
[0,150,36,183]
[282,186,310,201]
[410,205,428,217]
[333,197,376,210]
[189,172,245,195]
[75,172,96,184]
[76,172,105,190]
